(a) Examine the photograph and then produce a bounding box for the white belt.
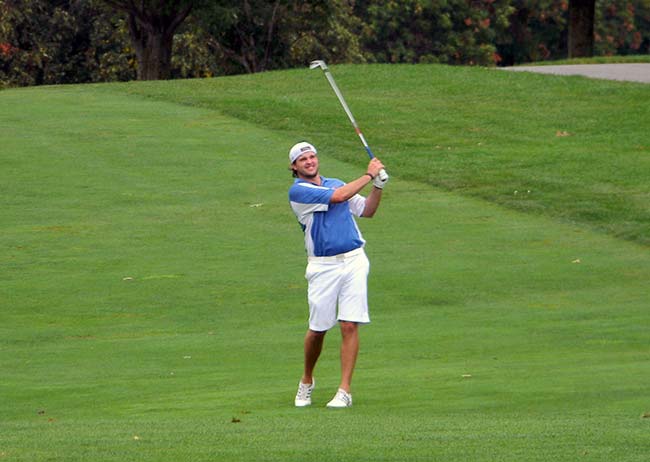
[308,247,364,263]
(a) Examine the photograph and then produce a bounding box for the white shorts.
[305,247,370,332]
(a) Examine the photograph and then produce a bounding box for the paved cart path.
[502,63,650,83]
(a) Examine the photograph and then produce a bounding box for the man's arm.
[361,186,382,218]
[330,158,385,204]
[330,174,373,203]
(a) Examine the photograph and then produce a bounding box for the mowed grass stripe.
[1,81,649,461]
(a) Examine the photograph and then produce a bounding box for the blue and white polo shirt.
[289,176,367,257]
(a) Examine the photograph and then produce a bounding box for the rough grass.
[105,64,650,245]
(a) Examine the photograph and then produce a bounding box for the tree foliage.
[356,0,515,66]
[595,0,650,54]
[2,0,650,88]
[1,0,83,86]
[195,0,364,75]
[497,0,568,65]
[0,0,136,87]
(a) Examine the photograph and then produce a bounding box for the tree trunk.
[568,0,595,58]
[103,1,192,81]
[127,14,174,80]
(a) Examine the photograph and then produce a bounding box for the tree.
[102,0,194,80]
[594,0,649,55]
[497,0,568,66]
[195,0,364,75]
[355,0,514,66]
[0,0,68,86]
[194,0,282,74]
[1,0,133,87]
[568,0,596,56]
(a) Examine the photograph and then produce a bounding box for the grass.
[1,65,649,461]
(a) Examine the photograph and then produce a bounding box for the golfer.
[288,141,388,408]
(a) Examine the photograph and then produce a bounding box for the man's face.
[293,151,319,179]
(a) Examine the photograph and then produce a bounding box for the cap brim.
[291,150,316,163]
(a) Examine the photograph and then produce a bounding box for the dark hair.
[290,164,298,178]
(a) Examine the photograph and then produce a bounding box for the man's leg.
[302,329,326,385]
[295,329,326,407]
[338,321,359,393]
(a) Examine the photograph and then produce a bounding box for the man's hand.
[367,158,388,189]
[366,158,385,179]
[373,172,389,189]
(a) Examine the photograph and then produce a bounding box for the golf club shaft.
[318,65,388,181]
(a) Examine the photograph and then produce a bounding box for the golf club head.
[309,60,328,71]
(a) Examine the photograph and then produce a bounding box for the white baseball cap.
[289,142,317,164]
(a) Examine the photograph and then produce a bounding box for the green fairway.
[1,66,649,461]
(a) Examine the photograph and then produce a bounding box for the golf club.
[309,60,388,182]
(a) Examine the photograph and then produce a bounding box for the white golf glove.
[373,171,389,189]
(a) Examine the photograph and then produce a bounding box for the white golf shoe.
[326,388,352,408]
[294,379,315,407]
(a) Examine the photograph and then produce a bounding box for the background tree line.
[1,0,649,88]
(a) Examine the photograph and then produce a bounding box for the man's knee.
[308,328,327,336]
[339,321,358,337]
[306,329,327,342]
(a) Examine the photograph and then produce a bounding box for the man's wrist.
[365,172,375,180]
